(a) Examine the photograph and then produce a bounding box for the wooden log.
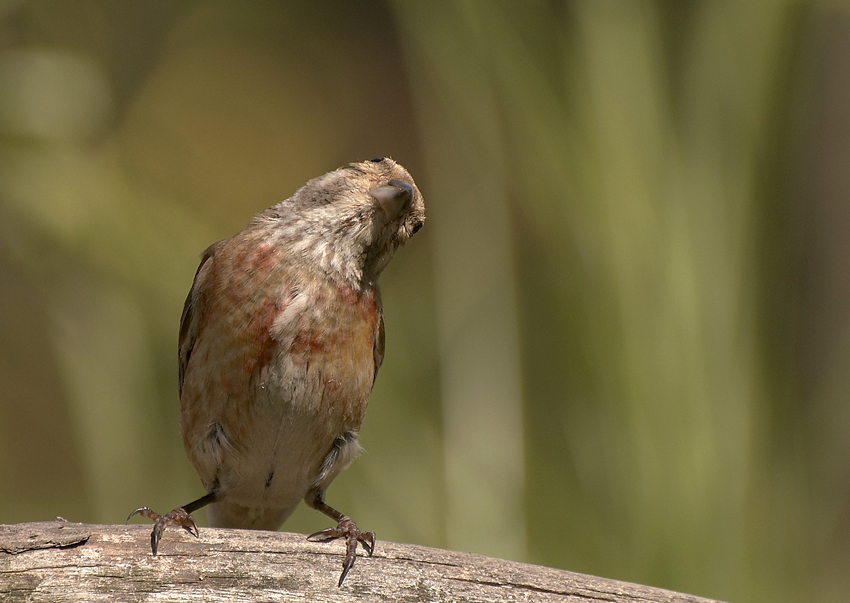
[1,520,723,602]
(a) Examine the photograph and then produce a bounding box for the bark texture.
[0,521,724,602]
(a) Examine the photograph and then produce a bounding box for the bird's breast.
[180,251,382,507]
[276,281,381,424]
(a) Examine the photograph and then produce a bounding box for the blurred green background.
[1,1,848,601]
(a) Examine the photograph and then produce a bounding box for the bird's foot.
[126,506,199,554]
[307,516,375,586]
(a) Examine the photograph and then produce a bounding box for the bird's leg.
[306,491,375,587]
[127,491,217,554]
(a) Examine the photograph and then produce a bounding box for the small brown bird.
[129,157,425,586]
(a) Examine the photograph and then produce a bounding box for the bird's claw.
[127,506,199,554]
[307,517,375,586]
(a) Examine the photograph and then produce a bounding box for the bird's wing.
[372,291,385,386]
[178,240,225,398]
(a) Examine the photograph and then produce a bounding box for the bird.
[128,157,425,586]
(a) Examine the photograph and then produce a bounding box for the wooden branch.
[1,520,723,602]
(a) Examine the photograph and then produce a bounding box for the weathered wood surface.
[1,520,723,602]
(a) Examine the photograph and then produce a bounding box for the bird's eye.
[369,157,385,163]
